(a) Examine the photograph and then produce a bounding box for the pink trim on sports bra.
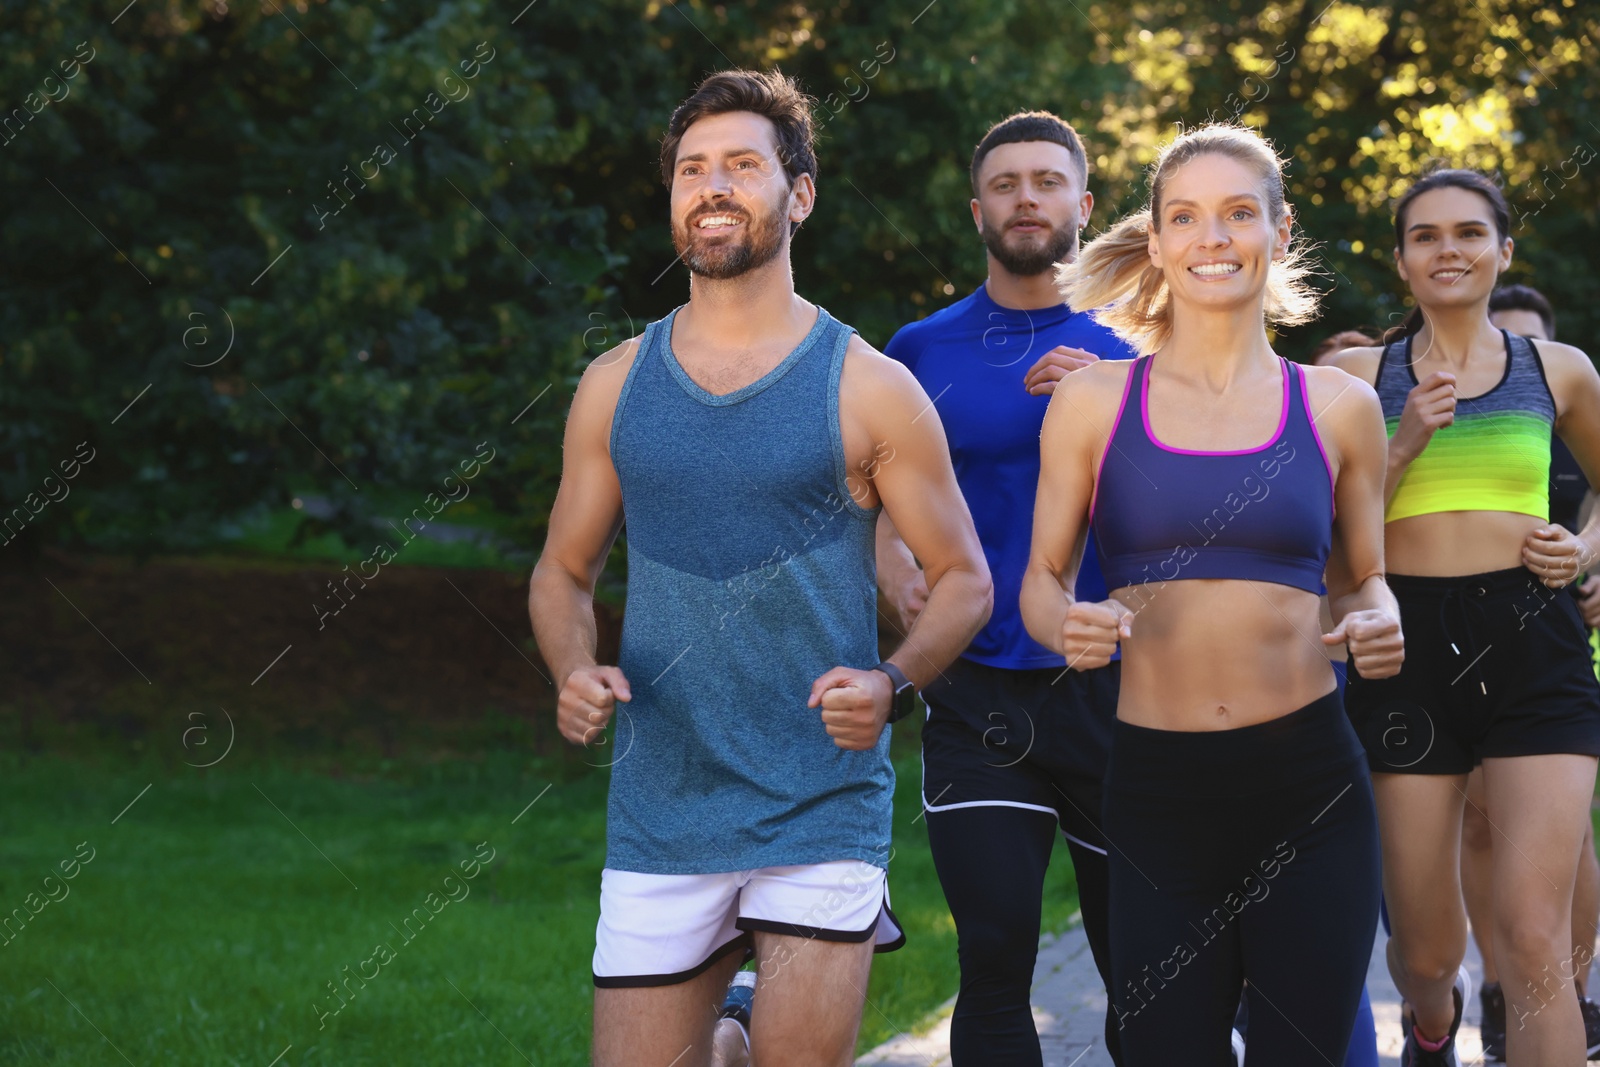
[1141,355,1290,456]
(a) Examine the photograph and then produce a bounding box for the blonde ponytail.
[1055,212,1172,355]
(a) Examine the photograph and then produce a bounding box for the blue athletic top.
[606,305,892,875]
[885,285,1137,669]
[1092,354,1334,594]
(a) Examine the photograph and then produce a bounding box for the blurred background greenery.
[5,0,1598,562]
[2,0,1597,1062]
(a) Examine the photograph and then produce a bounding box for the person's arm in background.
[874,325,929,634]
[875,336,1107,631]
[876,511,929,634]
[1019,361,1130,667]
[1324,346,1455,508]
[1382,370,1458,506]
[1577,491,1600,626]
[1527,340,1600,591]
[1311,366,1404,679]
[810,340,993,750]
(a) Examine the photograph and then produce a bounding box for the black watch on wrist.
[873,661,917,724]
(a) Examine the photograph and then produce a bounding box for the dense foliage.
[4,0,1596,553]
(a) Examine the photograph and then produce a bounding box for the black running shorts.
[919,656,1118,850]
[1345,567,1600,774]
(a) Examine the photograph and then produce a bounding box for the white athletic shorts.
[592,859,905,987]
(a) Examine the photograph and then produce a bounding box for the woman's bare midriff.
[1384,511,1544,577]
[1110,579,1337,731]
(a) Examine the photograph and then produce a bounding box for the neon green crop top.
[1377,332,1555,522]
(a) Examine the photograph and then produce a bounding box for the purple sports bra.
[1089,354,1334,594]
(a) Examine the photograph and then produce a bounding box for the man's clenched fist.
[809,667,893,750]
[558,665,632,745]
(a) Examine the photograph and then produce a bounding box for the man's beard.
[980,216,1077,277]
[673,201,787,281]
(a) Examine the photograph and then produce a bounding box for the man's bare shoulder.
[842,332,911,382]
[840,332,925,409]
[584,335,643,387]
[564,336,644,444]
[573,336,642,409]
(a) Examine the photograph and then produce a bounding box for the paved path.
[858,915,1539,1066]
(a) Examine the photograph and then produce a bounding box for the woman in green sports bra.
[1328,168,1600,1067]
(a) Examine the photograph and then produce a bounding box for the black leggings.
[1104,691,1381,1066]
[927,805,1118,1066]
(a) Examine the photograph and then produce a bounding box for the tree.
[3,0,1595,560]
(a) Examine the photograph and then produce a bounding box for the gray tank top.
[605,304,890,874]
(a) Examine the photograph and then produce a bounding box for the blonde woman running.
[1022,124,1399,1066]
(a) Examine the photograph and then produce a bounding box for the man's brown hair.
[970,111,1089,196]
[660,69,817,235]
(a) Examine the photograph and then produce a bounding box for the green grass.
[0,742,1082,1065]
